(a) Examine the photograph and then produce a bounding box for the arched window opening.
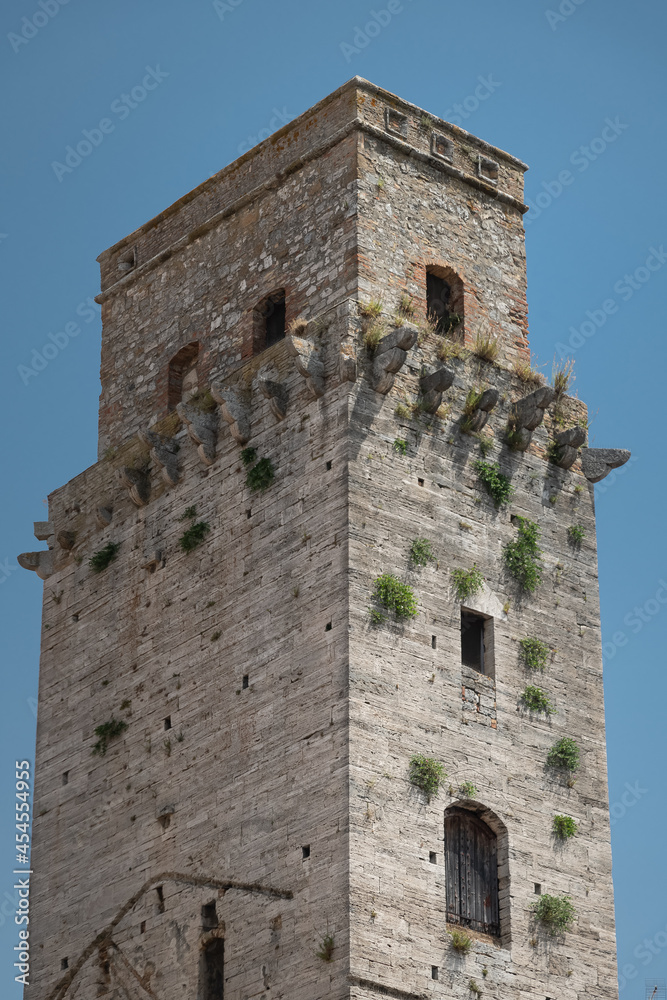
[426,266,464,337]
[199,938,224,1000]
[444,807,499,936]
[253,290,285,354]
[167,342,199,411]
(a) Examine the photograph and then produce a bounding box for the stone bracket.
[139,429,181,487]
[552,425,587,470]
[372,324,418,395]
[258,378,288,421]
[339,346,357,383]
[177,403,218,466]
[419,366,455,414]
[210,383,251,444]
[287,335,325,398]
[116,467,151,507]
[96,506,113,528]
[581,447,631,483]
[466,387,499,432]
[508,385,556,451]
[33,521,54,543]
[17,550,54,580]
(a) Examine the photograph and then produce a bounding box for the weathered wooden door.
[444,808,499,935]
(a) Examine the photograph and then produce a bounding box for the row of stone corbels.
[369,321,630,482]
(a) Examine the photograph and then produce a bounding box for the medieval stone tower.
[21,78,629,1000]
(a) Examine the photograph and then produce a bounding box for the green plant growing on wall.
[552,357,575,400]
[458,780,477,798]
[503,517,543,593]
[359,300,383,319]
[179,521,211,553]
[545,440,563,465]
[92,718,128,756]
[240,447,257,467]
[477,436,493,458]
[89,542,120,574]
[398,293,415,317]
[450,929,472,954]
[371,574,418,620]
[316,933,335,962]
[519,637,550,670]
[393,438,408,455]
[469,980,482,996]
[394,402,412,420]
[246,457,275,492]
[532,893,576,935]
[473,460,515,509]
[451,565,484,601]
[567,524,585,547]
[553,814,578,839]
[547,737,580,772]
[179,505,198,521]
[409,754,446,801]
[505,426,525,451]
[471,333,499,362]
[186,388,217,413]
[410,538,435,567]
[521,685,556,715]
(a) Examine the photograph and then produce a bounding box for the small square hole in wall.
[478,155,499,184]
[431,966,439,981]
[429,852,437,864]
[431,132,454,162]
[62,771,69,786]
[242,675,249,689]
[140,921,146,934]
[384,106,408,137]
[61,958,69,970]
[302,845,310,859]
[418,478,424,487]
[431,635,437,649]
[534,883,542,895]
[164,716,171,731]
[325,622,332,631]
[326,460,332,471]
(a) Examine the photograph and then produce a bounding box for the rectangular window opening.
[62,771,69,786]
[156,886,165,913]
[164,716,171,731]
[431,635,437,649]
[61,958,69,970]
[246,509,251,519]
[325,622,332,631]
[302,844,310,859]
[429,851,437,864]
[242,675,249,689]
[431,966,439,980]
[140,920,146,934]
[326,460,332,471]
[461,610,493,676]
[418,478,424,487]
[534,883,542,895]
[202,900,218,930]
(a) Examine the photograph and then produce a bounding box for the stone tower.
[21,78,629,1000]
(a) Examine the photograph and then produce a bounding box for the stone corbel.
[462,387,499,433]
[17,550,55,580]
[551,426,587,470]
[258,378,288,421]
[419,367,455,414]
[96,506,113,528]
[116,467,151,507]
[56,530,77,551]
[581,448,631,483]
[176,403,218,466]
[210,383,250,444]
[339,346,357,383]
[507,386,556,451]
[33,521,54,543]
[372,324,418,395]
[139,429,181,487]
[287,335,325,398]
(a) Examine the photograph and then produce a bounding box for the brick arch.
[444,802,511,947]
[167,341,200,411]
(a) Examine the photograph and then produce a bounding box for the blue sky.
[1,0,665,993]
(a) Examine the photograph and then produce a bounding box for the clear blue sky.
[1,0,665,994]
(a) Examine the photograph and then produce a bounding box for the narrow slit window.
[199,938,225,1000]
[254,290,286,353]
